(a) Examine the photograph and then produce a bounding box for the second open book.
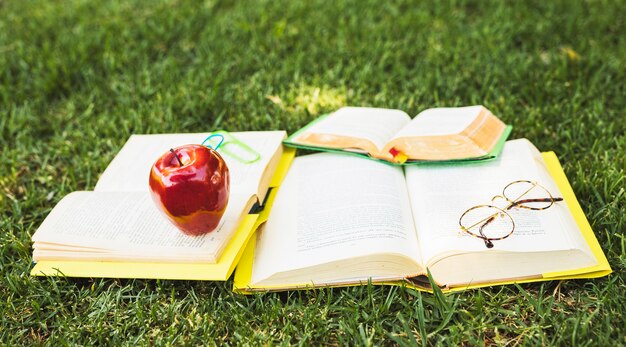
[285,105,511,163]
[235,139,611,291]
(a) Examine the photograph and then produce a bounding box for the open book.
[284,105,512,164]
[234,139,611,292]
[31,131,289,278]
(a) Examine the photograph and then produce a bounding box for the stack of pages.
[30,106,611,292]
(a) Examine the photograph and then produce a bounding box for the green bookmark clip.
[201,131,261,164]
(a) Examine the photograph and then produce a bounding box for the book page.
[32,191,251,263]
[404,139,588,264]
[297,107,411,150]
[250,153,422,285]
[94,131,286,199]
[391,105,484,138]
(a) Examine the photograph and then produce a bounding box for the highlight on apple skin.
[149,144,230,236]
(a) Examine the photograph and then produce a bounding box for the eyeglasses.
[459,180,563,248]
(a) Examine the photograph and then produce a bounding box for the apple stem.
[170,148,184,166]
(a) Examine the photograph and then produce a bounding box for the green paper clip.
[201,131,261,164]
[202,133,225,150]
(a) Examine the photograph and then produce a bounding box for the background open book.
[285,105,512,164]
[234,139,611,293]
[30,131,295,281]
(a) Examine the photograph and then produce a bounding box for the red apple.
[149,144,230,236]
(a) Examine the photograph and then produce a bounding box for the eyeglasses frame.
[459,180,564,248]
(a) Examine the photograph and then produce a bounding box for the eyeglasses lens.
[460,205,514,240]
[503,181,554,210]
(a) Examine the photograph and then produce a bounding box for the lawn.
[1,0,624,344]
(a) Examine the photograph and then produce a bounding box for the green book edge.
[284,114,513,166]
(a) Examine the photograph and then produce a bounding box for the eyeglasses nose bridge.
[490,194,508,203]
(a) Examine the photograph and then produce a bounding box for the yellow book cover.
[233,141,611,293]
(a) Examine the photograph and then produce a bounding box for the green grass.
[1,0,624,344]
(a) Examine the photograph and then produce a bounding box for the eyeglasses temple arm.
[479,217,495,248]
[506,197,564,210]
